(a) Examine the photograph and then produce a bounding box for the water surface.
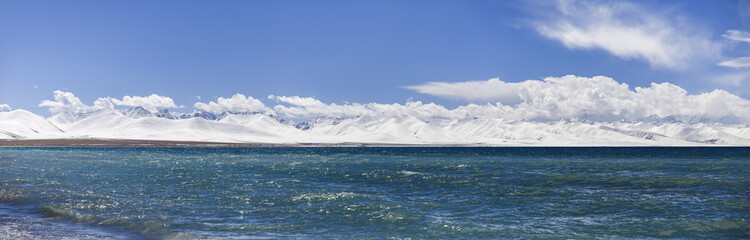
[0,147,748,239]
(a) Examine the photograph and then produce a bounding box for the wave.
[37,204,199,240]
[291,192,367,202]
[0,188,199,240]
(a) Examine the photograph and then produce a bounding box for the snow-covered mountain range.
[2,107,749,146]
[3,75,750,146]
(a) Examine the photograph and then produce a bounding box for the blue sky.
[1,0,749,115]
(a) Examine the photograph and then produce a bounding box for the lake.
[0,147,748,239]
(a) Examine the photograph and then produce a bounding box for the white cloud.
[715,30,750,87]
[268,94,474,120]
[331,75,750,123]
[194,94,274,114]
[93,98,115,111]
[723,30,750,43]
[271,97,466,120]
[39,90,113,114]
[268,95,327,107]
[718,57,750,68]
[35,77,750,124]
[109,94,181,112]
[39,91,183,114]
[719,30,750,70]
[271,100,369,119]
[32,85,39,89]
[0,104,11,112]
[512,76,750,122]
[529,0,719,69]
[267,95,485,120]
[404,78,522,104]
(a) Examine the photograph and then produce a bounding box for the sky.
[1,0,749,117]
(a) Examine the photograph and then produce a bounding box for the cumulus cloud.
[270,97,371,119]
[290,75,750,123]
[268,95,469,120]
[0,104,11,112]
[93,98,115,110]
[194,94,274,114]
[268,95,327,107]
[39,90,114,114]
[109,94,181,112]
[271,96,472,120]
[511,75,750,122]
[528,0,719,69]
[39,91,182,114]
[35,77,750,124]
[404,78,522,104]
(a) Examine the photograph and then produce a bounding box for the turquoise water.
[0,147,748,239]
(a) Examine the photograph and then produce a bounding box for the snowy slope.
[47,110,293,143]
[304,116,746,145]
[0,110,65,139]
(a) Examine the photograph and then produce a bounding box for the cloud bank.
[39,91,181,114]
[528,0,719,69]
[39,91,111,114]
[110,94,181,112]
[311,75,750,123]
[37,75,750,124]
[403,78,522,104]
[194,94,274,114]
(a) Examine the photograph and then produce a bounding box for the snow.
[0,110,65,139]
[0,108,749,146]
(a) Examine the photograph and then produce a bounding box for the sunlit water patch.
[0,147,748,239]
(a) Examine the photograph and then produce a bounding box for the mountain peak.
[119,106,153,118]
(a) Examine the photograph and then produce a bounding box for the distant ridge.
[1,107,749,146]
